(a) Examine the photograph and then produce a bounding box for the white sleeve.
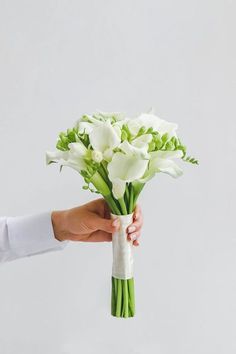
[0,212,67,263]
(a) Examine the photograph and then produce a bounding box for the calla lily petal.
[77,121,94,134]
[128,113,162,135]
[111,178,126,200]
[150,150,183,160]
[89,121,121,153]
[119,140,150,158]
[68,142,87,156]
[46,151,69,165]
[150,158,183,178]
[128,113,177,137]
[108,152,149,184]
[140,150,183,183]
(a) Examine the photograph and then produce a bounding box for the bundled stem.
[89,171,142,318]
[111,277,135,318]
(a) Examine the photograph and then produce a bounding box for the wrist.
[51,210,68,242]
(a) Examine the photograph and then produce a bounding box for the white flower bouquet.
[46,111,198,318]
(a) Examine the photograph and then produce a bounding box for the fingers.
[91,214,120,234]
[127,204,143,246]
[128,230,141,246]
[84,230,112,242]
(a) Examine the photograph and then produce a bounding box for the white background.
[0,1,235,353]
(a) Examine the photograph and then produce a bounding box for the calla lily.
[128,113,178,137]
[108,143,149,199]
[140,150,183,183]
[77,121,94,134]
[89,121,121,161]
[46,141,87,172]
[119,138,150,159]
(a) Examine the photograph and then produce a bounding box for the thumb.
[91,214,120,233]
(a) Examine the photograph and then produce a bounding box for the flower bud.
[121,130,128,141]
[165,141,175,150]
[138,126,146,135]
[92,150,103,163]
[148,141,156,152]
[161,133,169,143]
[154,137,163,149]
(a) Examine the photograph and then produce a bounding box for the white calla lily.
[89,121,121,152]
[77,121,94,134]
[140,150,183,183]
[89,121,121,162]
[46,141,88,173]
[46,150,69,165]
[108,145,149,199]
[128,113,177,137]
[119,140,150,159]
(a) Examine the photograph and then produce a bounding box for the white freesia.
[108,141,149,199]
[89,121,121,162]
[128,113,178,137]
[91,150,103,163]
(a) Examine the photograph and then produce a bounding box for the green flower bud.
[56,141,66,151]
[121,130,128,141]
[165,141,175,150]
[61,136,69,145]
[146,127,153,134]
[170,136,178,147]
[148,141,156,152]
[138,126,146,135]
[68,131,76,142]
[59,132,66,139]
[161,133,169,143]
[154,137,163,149]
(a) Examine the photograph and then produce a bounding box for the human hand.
[51,198,143,246]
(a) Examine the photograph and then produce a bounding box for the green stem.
[116,279,122,317]
[132,182,145,208]
[105,195,121,215]
[125,184,130,205]
[124,280,129,318]
[129,184,134,213]
[90,171,110,196]
[128,278,135,316]
[118,198,127,215]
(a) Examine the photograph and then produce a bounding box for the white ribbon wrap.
[111,213,134,280]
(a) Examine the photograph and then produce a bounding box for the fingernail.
[134,213,139,220]
[112,218,120,227]
[130,234,137,241]
[128,226,136,233]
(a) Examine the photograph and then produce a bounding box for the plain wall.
[0,1,235,353]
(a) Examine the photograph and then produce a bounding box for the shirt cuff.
[7,212,68,258]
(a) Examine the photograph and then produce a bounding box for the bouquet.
[46,111,198,318]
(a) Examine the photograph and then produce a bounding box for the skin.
[51,198,143,246]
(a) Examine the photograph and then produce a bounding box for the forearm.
[0,212,67,263]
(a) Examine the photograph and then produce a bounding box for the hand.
[51,198,143,246]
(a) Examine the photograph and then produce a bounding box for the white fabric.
[111,213,134,279]
[0,212,67,263]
